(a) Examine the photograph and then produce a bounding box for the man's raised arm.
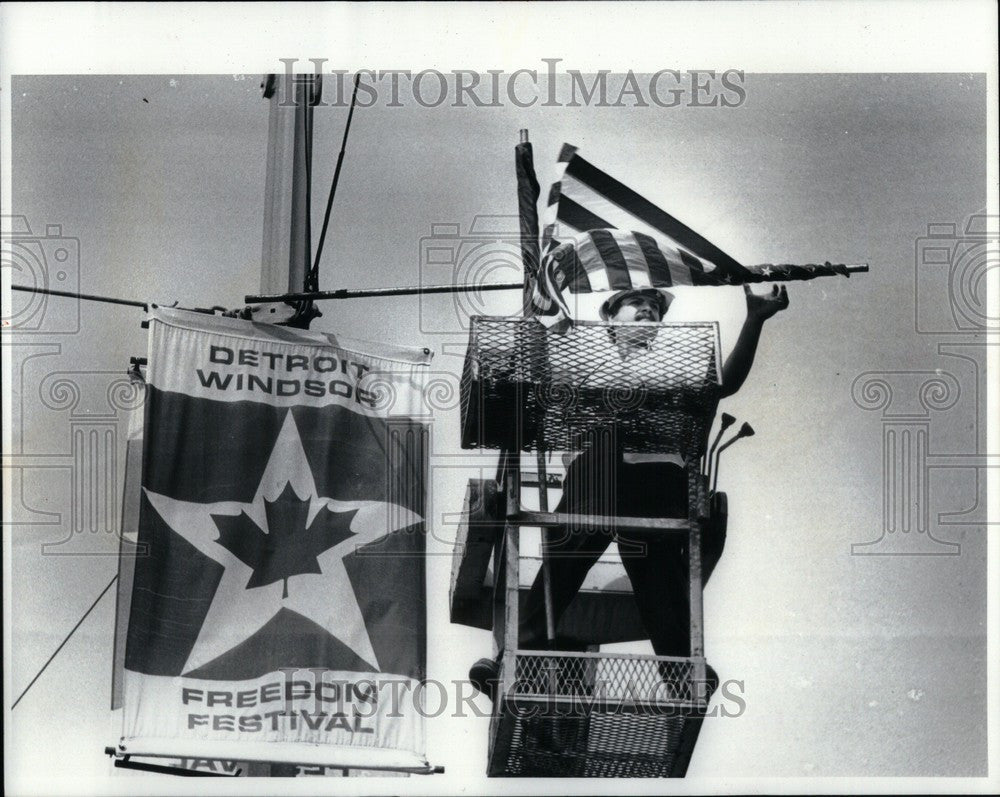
[719,284,789,398]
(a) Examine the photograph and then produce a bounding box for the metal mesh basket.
[488,651,715,777]
[460,317,721,457]
[510,652,701,705]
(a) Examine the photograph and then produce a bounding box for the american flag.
[530,144,863,325]
[531,144,751,323]
[533,228,722,324]
[542,144,750,276]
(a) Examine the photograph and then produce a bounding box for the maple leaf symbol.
[211,483,358,599]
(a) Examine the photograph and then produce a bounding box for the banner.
[117,309,431,770]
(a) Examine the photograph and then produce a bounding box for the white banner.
[117,310,431,770]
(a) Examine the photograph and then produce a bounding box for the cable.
[10,284,148,311]
[12,574,118,709]
[311,73,361,287]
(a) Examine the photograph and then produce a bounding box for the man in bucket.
[469,269,789,699]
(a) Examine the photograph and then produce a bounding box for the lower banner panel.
[120,670,426,769]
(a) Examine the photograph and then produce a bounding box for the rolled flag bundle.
[515,133,541,312]
[528,144,867,327]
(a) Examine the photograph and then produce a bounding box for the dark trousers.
[520,448,725,657]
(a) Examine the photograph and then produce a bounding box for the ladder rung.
[512,510,696,533]
[520,472,563,488]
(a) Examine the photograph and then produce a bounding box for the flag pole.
[741,262,869,281]
[516,128,541,312]
[256,72,322,328]
[514,130,557,647]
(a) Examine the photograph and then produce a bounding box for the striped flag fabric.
[528,143,866,326]
[531,144,751,324]
[532,228,722,324]
[541,143,750,282]
[528,144,868,330]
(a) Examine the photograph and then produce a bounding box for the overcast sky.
[2,5,996,793]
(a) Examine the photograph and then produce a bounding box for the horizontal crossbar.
[246,282,522,303]
[513,648,703,663]
[511,510,700,533]
[502,694,708,713]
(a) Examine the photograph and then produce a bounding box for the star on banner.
[142,411,420,675]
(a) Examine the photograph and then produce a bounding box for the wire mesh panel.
[460,317,721,457]
[512,652,699,704]
[488,651,715,777]
[491,711,696,777]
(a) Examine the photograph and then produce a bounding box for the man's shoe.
[469,657,501,701]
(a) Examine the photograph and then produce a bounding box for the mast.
[256,73,322,328]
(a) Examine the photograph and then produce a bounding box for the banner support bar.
[104,747,444,776]
[104,748,240,777]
